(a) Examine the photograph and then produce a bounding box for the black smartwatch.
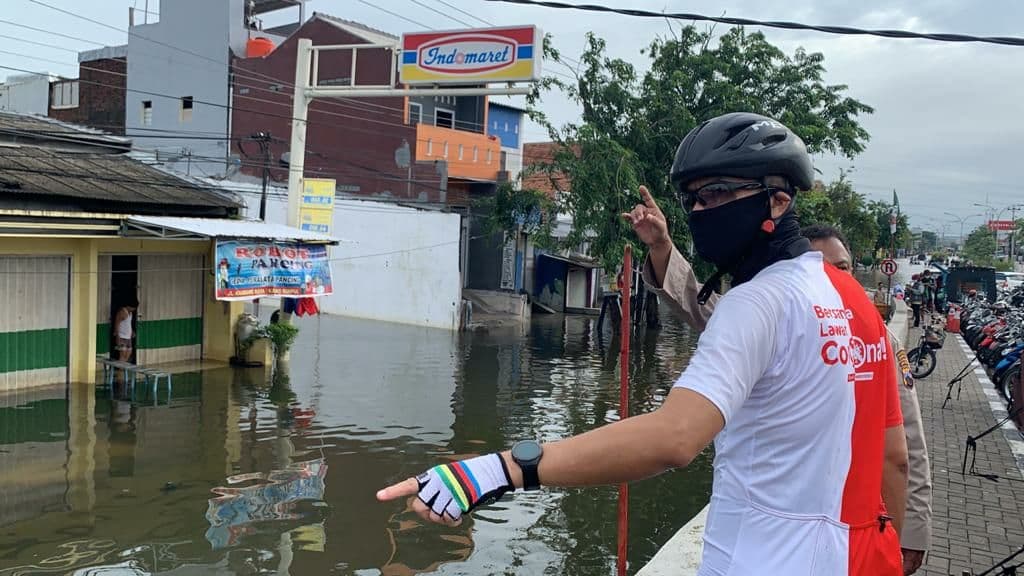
[511,440,544,491]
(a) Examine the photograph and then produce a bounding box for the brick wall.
[49,57,127,135]
[231,19,446,203]
[522,141,575,198]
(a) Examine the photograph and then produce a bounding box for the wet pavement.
[0,313,711,575]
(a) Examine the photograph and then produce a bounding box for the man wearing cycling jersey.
[625,191,930,575]
[377,113,907,575]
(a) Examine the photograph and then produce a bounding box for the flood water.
[0,313,710,575]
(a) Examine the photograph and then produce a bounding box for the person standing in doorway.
[115,297,139,363]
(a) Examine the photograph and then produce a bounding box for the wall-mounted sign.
[300,178,335,234]
[299,209,332,234]
[215,240,333,301]
[400,26,542,85]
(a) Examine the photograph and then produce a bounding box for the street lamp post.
[944,212,983,248]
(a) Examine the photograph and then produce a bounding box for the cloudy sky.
[2,0,1021,239]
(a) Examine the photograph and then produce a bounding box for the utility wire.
[0,32,81,53]
[19,1,418,122]
[485,0,1024,47]
[0,61,500,154]
[428,0,581,67]
[405,0,474,27]
[354,0,432,31]
[3,7,550,132]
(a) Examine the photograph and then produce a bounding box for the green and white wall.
[0,256,70,389]
[96,254,204,364]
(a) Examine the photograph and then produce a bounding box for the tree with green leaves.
[919,231,939,253]
[526,27,873,273]
[788,172,878,267]
[962,224,997,266]
[868,201,911,258]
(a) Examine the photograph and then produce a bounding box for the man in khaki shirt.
[624,188,932,576]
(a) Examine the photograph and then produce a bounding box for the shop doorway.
[109,256,138,363]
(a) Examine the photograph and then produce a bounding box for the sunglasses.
[679,180,766,212]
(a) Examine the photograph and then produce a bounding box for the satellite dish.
[279,151,291,167]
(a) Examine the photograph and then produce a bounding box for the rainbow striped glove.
[415,453,514,521]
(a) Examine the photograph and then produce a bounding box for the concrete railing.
[635,300,912,575]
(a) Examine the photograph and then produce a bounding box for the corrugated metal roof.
[126,215,342,243]
[0,111,130,147]
[0,146,240,209]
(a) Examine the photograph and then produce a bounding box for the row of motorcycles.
[957,285,1024,430]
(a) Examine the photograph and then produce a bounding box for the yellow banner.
[302,178,335,210]
[299,208,332,235]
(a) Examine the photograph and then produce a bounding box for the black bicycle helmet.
[670,112,815,193]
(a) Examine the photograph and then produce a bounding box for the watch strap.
[521,461,540,491]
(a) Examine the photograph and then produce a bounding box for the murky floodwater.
[0,312,710,575]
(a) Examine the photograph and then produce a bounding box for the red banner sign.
[988,220,1015,231]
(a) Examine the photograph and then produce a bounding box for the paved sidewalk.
[913,326,1024,575]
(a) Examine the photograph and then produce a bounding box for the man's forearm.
[883,427,909,539]
[641,244,717,332]
[647,240,674,288]
[499,389,722,489]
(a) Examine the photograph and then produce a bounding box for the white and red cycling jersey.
[676,251,903,575]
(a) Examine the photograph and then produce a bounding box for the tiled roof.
[0,146,239,210]
[0,111,129,148]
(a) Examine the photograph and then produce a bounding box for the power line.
[20,0,413,122]
[433,0,494,26]
[0,32,81,54]
[426,0,582,68]
[4,5,536,132]
[0,61,487,154]
[0,17,104,47]
[354,0,432,30]
[382,1,577,83]
[405,0,474,27]
[484,0,1024,47]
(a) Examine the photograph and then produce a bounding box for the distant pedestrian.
[908,275,924,328]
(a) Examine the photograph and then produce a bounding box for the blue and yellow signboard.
[300,178,335,235]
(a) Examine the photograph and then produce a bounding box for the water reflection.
[0,313,710,575]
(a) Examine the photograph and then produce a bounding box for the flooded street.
[0,313,710,575]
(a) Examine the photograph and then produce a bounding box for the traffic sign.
[880,258,898,276]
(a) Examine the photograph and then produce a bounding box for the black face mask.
[687,190,771,269]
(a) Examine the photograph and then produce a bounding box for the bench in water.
[96,356,172,401]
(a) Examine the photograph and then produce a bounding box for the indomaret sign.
[400,26,542,85]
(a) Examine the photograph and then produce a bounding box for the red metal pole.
[617,245,632,576]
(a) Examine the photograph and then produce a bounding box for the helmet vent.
[714,122,755,150]
[758,133,787,148]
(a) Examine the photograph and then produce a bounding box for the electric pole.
[252,131,272,221]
